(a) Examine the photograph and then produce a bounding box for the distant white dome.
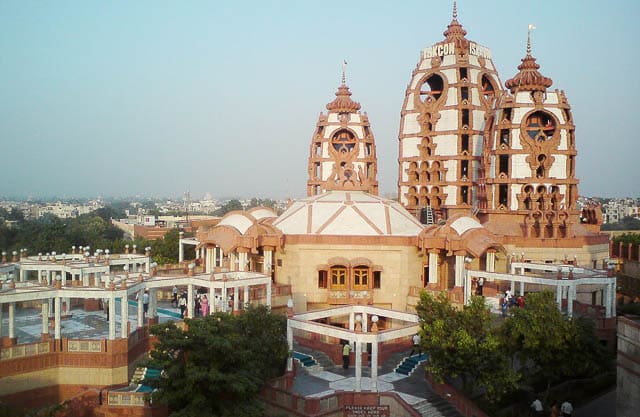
[273,191,423,236]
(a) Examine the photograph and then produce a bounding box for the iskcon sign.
[423,41,492,59]
[344,405,390,417]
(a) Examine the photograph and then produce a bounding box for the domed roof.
[247,207,278,220]
[505,31,553,93]
[273,191,424,236]
[218,212,255,235]
[326,83,361,113]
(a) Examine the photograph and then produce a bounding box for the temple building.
[0,2,617,413]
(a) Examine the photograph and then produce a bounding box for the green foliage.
[214,200,243,216]
[602,216,640,231]
[148,305,288,417]
[499,291,613,390]
[612,232,640,245]
[416,292,518,403]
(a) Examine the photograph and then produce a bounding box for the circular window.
[525,111,556,141]
[331,130,356,153]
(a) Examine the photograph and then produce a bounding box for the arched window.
[481,74,496,101]
[525,111,556,142]
[331,130,356,153]
[330,266,347,289]
[353,266,369,290]
[419,74,444,102]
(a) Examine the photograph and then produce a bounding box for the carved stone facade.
[307,83,378,196]
[397,4,502,219]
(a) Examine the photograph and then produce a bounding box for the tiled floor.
[1,300,182,343]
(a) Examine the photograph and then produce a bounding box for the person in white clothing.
[560,400,573,416]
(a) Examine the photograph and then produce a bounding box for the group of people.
[531,398,573,417]
[171,285,210,319]
[501,288,525,316]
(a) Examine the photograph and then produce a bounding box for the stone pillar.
[19,268,25,282]
[233,287,239,311]
[486,250,496,273]
[454,254,465,287]
[567,285,574,317]
[286,324,293,372]
[150,288,158,320]
[238,250,248,272]
[604,282,612,318]
[221,285,227,313]
[8,302,15,340]
[121,294,129,338]
[349,311,355,331]
[556,284,563,310]
[266,281,272,308]
[108,293,116,340]
[354,339,362,392]
[188,284,194,318]
[611,281,617,317]
[229,252,237,271]
[428,250,439,284]
[179,232,184,263]
[362,313,368,334]
[371,342,379,392]
[264,248,273,275]
[137,289,144,327]
[54,297,62,340]
[41,301,49,338]
[47,270,52,286]
[519,281,525,296]
[244,285,249,309]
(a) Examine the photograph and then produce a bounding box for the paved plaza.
[0,299,182,343]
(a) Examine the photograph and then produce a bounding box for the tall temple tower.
[479,28,580,240]
[307,75,378,196]
[397,2,502,221]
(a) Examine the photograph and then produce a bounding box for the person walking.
[142,289,149,319]
[477,276,484,295]
[201,295,209,316]
[172,285,178,307]
[342,342,351,369]
[179,294,187,319]
[410,333,421,356]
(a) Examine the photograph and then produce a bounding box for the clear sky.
[0,0,638,200]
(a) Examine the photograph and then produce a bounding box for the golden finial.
[453,0,458,19]
[341,60,347,85]
[527,24,536,55]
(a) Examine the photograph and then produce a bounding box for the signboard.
[422,41,492,60]
[344,405,390,417]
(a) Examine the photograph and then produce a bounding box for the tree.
[214,200,243,217]
[415,292,518,403]
[499,291,613,396]
[148,305,288,417]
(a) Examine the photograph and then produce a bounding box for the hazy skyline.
[1,0,638,200]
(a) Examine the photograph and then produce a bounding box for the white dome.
[273,191,424,236]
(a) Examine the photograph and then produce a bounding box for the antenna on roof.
[453,0,458,19]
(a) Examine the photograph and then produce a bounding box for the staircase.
[394,353,428,376]
[293,342,336,371]
[412,397,463,417]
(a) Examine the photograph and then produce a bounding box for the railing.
[0,341,50,361]
[67,339,103,353]
[107,391,147,406]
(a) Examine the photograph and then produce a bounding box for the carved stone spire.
[443,0,468,43]
[505,26,553,93]
[326,83,361,113]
